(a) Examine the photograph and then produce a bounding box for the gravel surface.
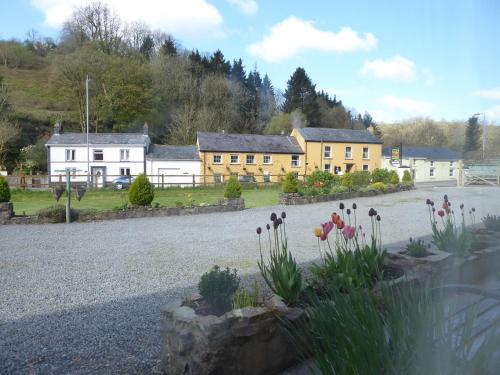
[1,186,499,374]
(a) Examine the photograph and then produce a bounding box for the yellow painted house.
[291,127,383,175]
[197,132,305,184]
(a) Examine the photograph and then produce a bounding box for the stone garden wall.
[4,198,245,225]
[0,202,14,224]
[280,184,414,205]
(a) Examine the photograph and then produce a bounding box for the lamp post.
[86,75,91,188]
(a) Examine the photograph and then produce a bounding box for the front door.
[91,166,106,188]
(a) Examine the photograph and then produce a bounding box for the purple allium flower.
[266,223,271,231]
[444,194,448,202]
[346,208,351,215]
[430,201,435,207]
[376,215,381,221]
[426,199,431,205]
[352,203,357,210]
[460,203,464,210]
[281,212,286,219]
[277,218,283,225]
[270,212,277,221]
[339,202,345,210]
[472,207,476,212]
[256,227,262,235]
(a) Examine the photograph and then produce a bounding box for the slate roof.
[297,127,383,144]
[382,146,462,160]
[147,145,200,161]
[197,132,304,154]
[46,133,149,146]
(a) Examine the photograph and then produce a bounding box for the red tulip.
[442,202,448,210]
[331,213,340,224]
[321,221,334,237]
[336,219,345,230]
[342,225,356,239]
[437,210,445,217]
[320,233,327,241]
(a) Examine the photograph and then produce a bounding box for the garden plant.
[0,175,11,202]
[198,265,240,315]
[128,173,154,206]
[282,172,299,194]
[404,237,430,258]
[224,176,242,198]
[482,214,500,232]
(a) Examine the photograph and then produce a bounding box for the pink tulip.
[321,221,334,237]
[342,225,356,239]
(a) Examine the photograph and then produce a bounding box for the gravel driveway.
[1,186,499,374]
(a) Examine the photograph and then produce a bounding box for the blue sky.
[1,0,500,124]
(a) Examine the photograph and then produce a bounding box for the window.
[65,149,76,161]
[230,154,239,164]
[263,154,272,164]
[93,149,104,161]
[324,145,331,159]
[291,155,300,167]
[246,154,255,164]
[334,166,342,175]
[430,160,434,167]
[449,168,454,177]
[430,168,435,177]
[345,146,352,159]
[120,149,130,161]
[214,174,222,184]
[450,161,454,167]
[213,154,222,164]
[363,147,369,159]
[263,172,271,183]
[324,163,331,173]
[120,168,131,176]
[363,164,369,171]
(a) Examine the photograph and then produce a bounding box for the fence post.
[192,174,195,188]
[161,174,164,189]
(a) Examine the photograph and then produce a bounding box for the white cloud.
[226,0,257,14]
[472,88,500,100]
[380,95,434,115]
[361,56,416,81]
[485,105,500,122]
[30,0,224,39]
[248,17,377,62]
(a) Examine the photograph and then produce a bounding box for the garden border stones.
[4,198,245,225]
[0,202,14,224]
[280,184,414,205]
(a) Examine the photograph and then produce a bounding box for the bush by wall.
[305,170,339,188]
[370,182,386,191]
[282,172,299,193]
[198,265,240,313]
[37,205,79,223]
[128,174,154,206]
[371,168,391,184]
[224,176,242,198]
[389,170,400,185]
[0,176,11,202]
[402,170,413,185]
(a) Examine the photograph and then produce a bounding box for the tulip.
[314,228,322,237]
[437,210,445,217]
[445,208,451,215]
[336,219,345,230]
[331,213,340,224]
[442,202,448,210]
[320,233,327,241]
[342,225,356,239]
[256,227,262,235]
[321,221,334,237]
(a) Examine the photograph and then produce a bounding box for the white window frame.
[246,154,255,164]
[263,154,272,164]
[230,154,240,164]
[324,163,331,173]
[324,145,332,159]
[363,164,369,171]
[93,149,104,161]
[450,161,454,167]
[362,147,370,159]
[65,149,76,161]
[120,168,131,176]
[120,149,130,161]
[291,154,300,167]
[213,154,222,164]
[345,146,352,159]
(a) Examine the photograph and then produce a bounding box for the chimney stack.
[143,122,149,136]
[54,122,62,135]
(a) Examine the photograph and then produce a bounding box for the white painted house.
[46,123,201,187]
[382,146,462,183]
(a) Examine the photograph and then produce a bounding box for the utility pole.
[86,75,90,188]
[482,113,486,160]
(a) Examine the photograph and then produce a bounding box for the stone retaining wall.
[0,202,14,224]
[5,198,245,225]
[280,184,414,205]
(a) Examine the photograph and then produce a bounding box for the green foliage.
[282,172,299,194]
[0,175,11,202]
[405,238,429,258]
[370,182,386,191]
[198,265,240,313]
[340,173,353,190]
[264,110,304,135]
[389,170,399,185]
[298,185,329,197]
[482,214,500,232]
[287,282,500,375]
[359,186,378,193]
[128,174,154,206]
[257,216,303,305]
[311,240,386,291]
[283,67,321,126]
[37,205,78,223]
[305,169,339,188]
[232,282,260,310]
[223,176,242,198]
[342,171,371,190]
[402,170,413,185]
[112,203,128,212]
[371,168,391,184]
[330,185,348,194]
[464,116,482,154]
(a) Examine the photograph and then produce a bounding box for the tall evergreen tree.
[283,67,321,127]
[160,36,177,56]
[464,116,482,154]
[230,58,246,84]
[209,50,230,76]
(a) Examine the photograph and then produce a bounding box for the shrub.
[257,213,303,305]
[330,185,349,194]
[482,214,500,232]
[112,203,128,212]
[282,172,299,194]
[350,171,371,190]
[232,282,260,309]
[198,265,240,313]
[370,182,386,191]
[37,205,78,223]
[305,170,339,188]
[402,170,413,185]
[223,176,242,198]
[340,173,354,190]
[405,238,429,258]
[128,174,154,206]
[371,168,391,184]
[389,170,400,185]
[0,175,10,202]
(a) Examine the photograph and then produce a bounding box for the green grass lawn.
[10,185,281,215]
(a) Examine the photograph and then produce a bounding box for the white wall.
[48,145,146,183]
[382,157,460,182]
[146,159,201,187]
